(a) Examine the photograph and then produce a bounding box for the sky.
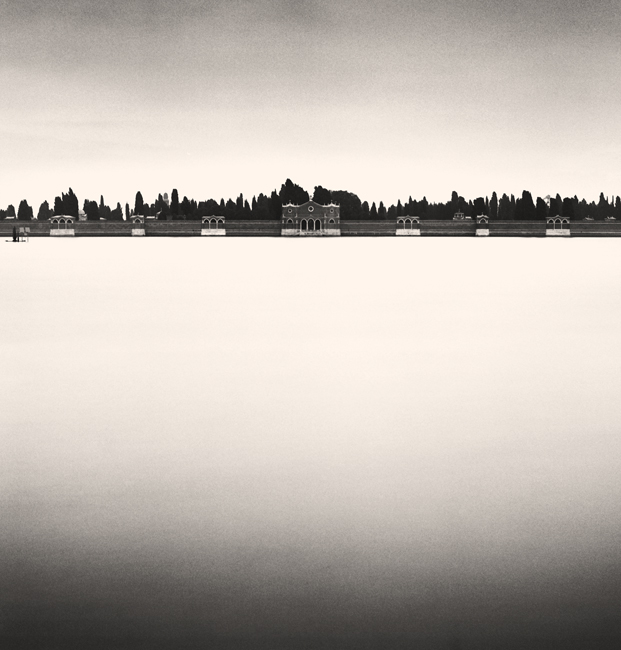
[1,0,620,209]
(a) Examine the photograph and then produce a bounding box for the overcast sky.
[1,0,620,209]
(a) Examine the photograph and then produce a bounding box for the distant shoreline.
[3,218,621,238]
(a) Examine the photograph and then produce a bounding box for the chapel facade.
[281,200,341,236]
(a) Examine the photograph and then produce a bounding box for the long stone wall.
[225,221,281,236]
[420,221,477,236]
[3,218,621,238]
[489,222,547,236]
[568,221,621,236]
[340,222,396,236]
[1,221,50,236]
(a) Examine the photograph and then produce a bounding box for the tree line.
[1,181,620,222]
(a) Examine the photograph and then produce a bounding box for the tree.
[54,196,63,215]
[268,190,281,220]
[17,200,33,220]
[361,201,370,220]
[562,197,574,220]
[7,204,16,217]
[419,196,428,219]
[549,195,561,217]
[595,192,609,220]
[330,190,362,220]
[171,189,179,216]
[99,195,111,220]
[37,200,51,220]
[235,193,245,219]
[110,202,123,220]
[312,186,332,204]
[85,200,99,220]
[521,190,536,221]
[61,188,79,217]
[535,197,548,221]
[134,191,144,216]
[473,197,486,217]
[125,203,130,219]
[370,202,378,219]
[225,199,236,219]
[181,196,192,218]
[253,194,271,220]
[498,194,511,220]
[378,201,386,220]
[279,179,309,206]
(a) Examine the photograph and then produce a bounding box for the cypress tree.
[522,191,536,221]
[171,189,179,216]
[536,197,548,220]
[134,191,144,216]
[37,200,51,220]
[17,200,33,220]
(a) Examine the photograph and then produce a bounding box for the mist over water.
[2,238,621,649]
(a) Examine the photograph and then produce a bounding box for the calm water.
[2,238,621,649]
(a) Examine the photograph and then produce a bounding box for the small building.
[201,216,226,236]
[546,216,570,236]
[453,211,465,220]
[281,201,340,236]
[131,215,145,236]
[78,209,87,221]
[49,215,75,236]
[476,215,489,236]
[396,216,420,236]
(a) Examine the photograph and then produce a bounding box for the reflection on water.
[2,238,621,649]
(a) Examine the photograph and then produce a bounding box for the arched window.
[308,220,314,231]
[316,219,321,231]
[287,218,293,225]
[301,220,307,231]
[329,218,335,224]
[218,219,224,228]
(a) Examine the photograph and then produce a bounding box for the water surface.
[2,238,621,649]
